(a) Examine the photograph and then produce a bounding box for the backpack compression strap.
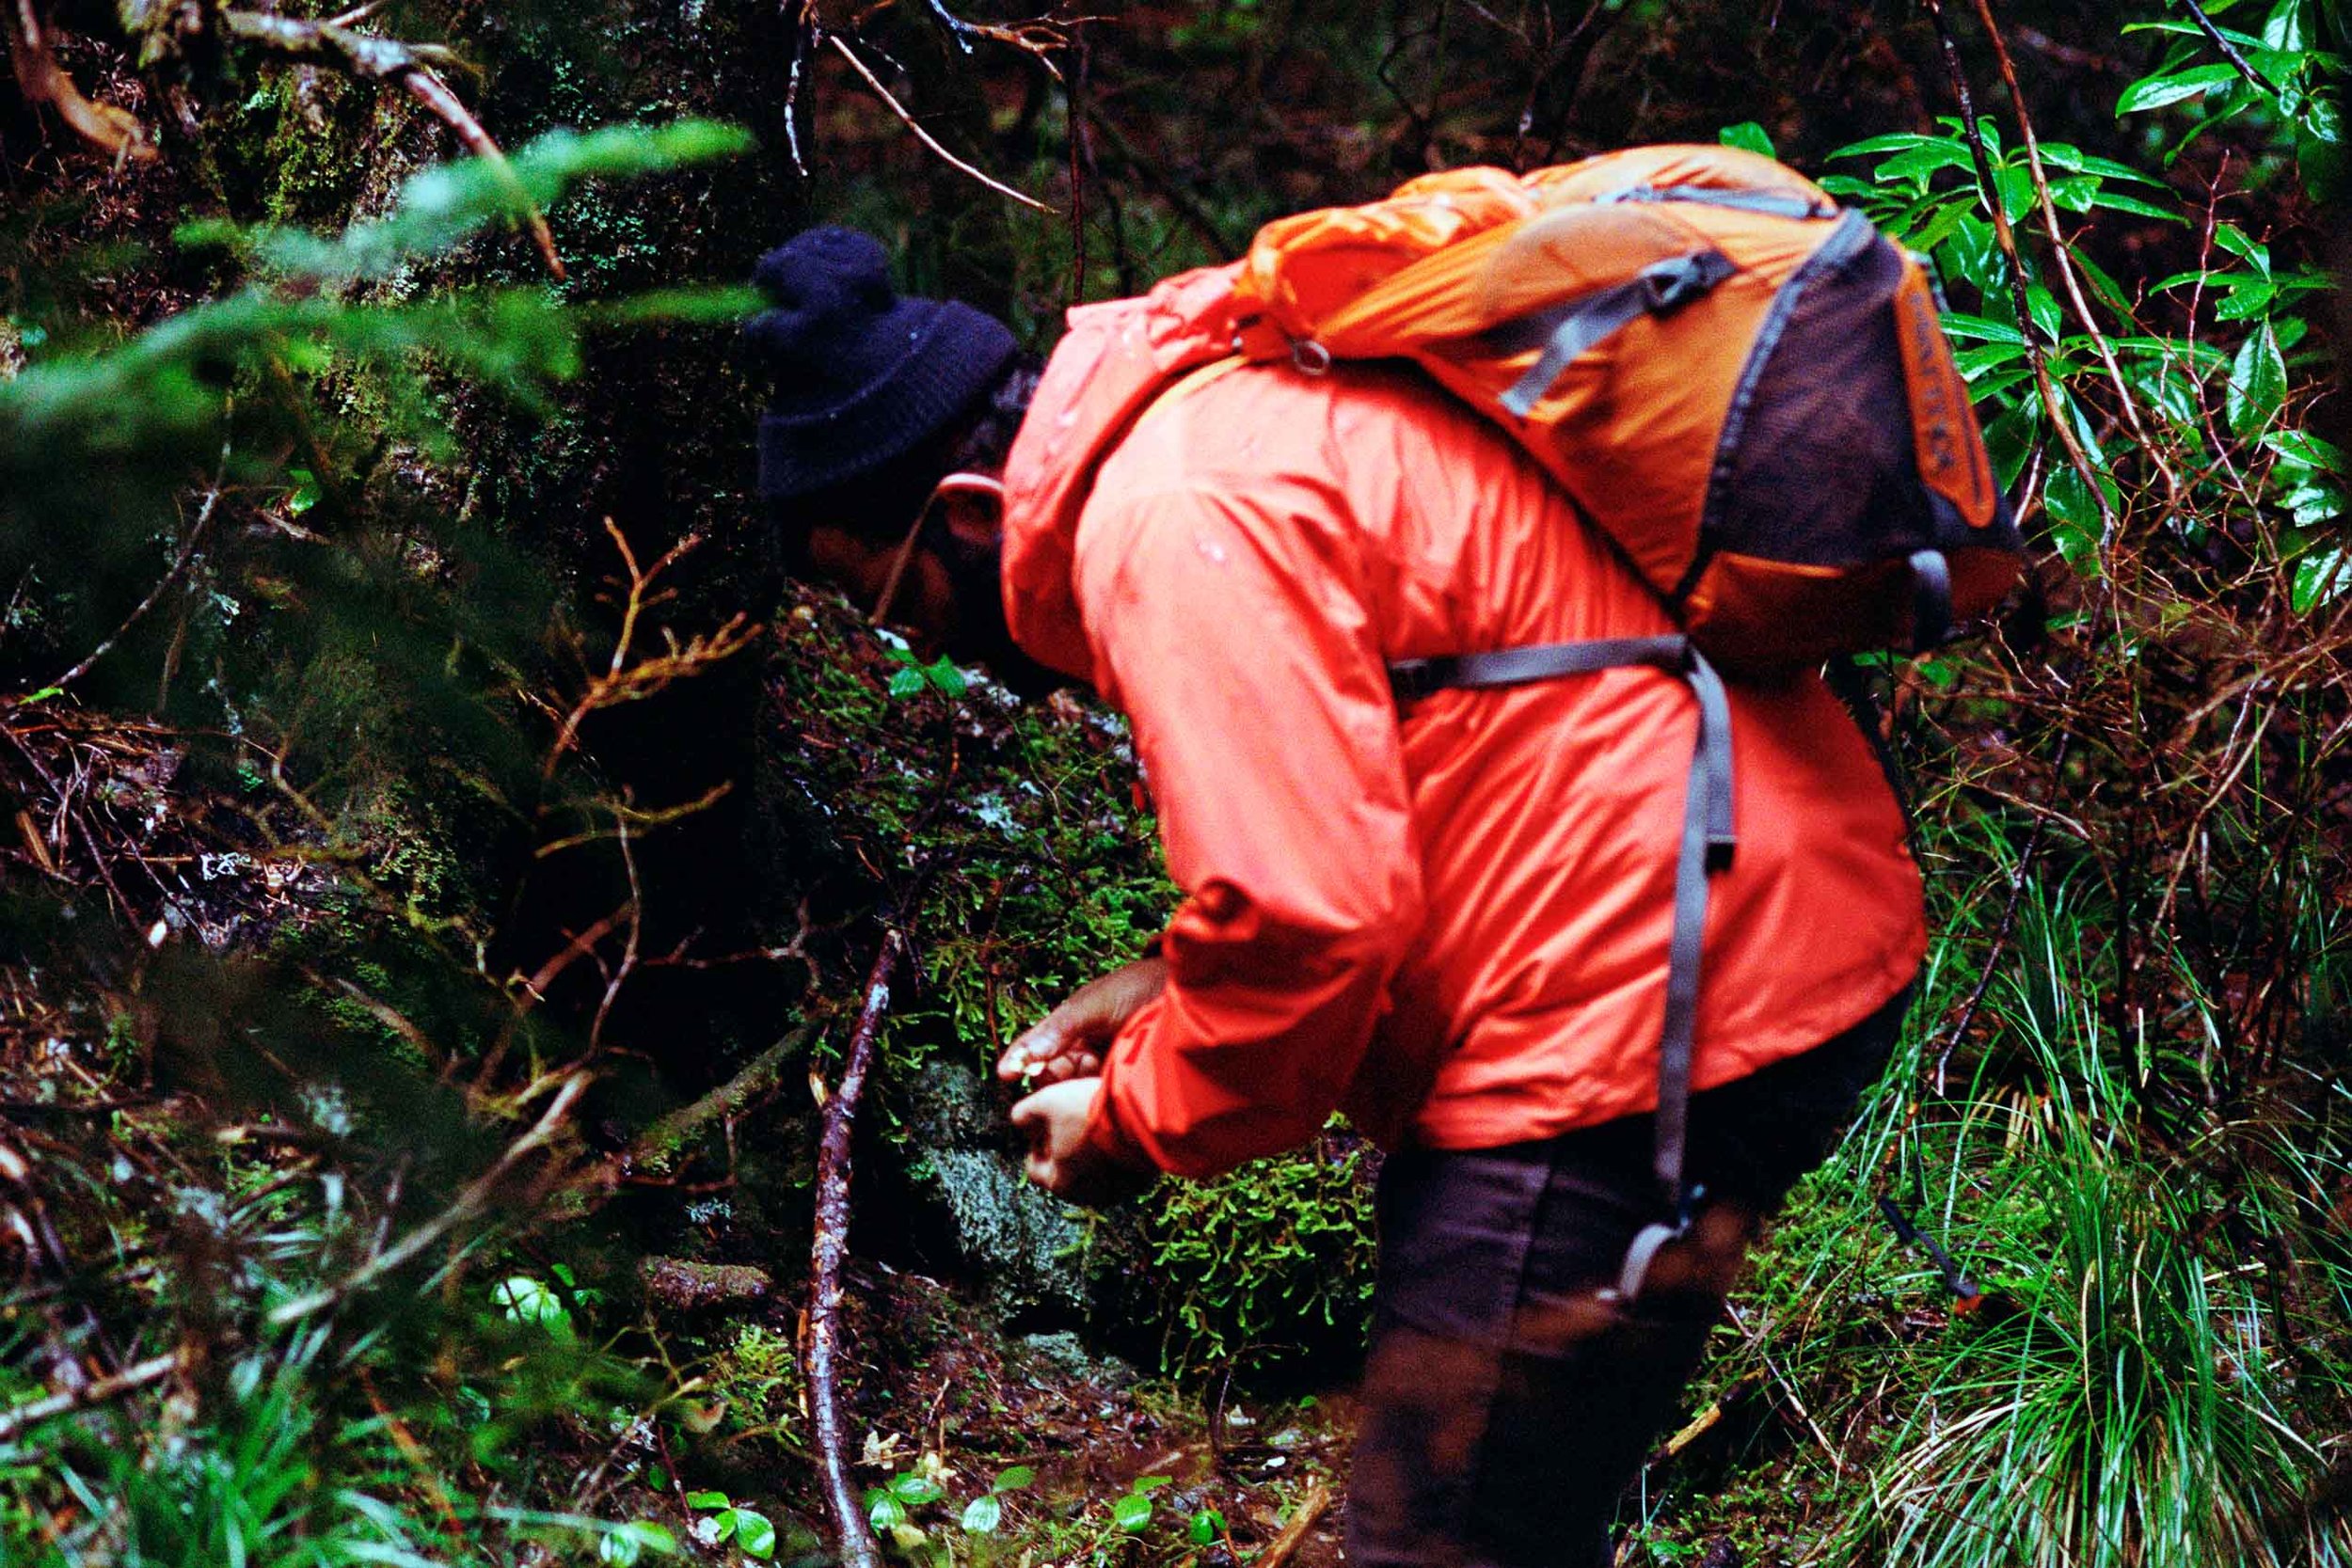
[1389,634,1737,1262]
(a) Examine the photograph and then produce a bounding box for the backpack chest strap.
[1387,633,1736,1214]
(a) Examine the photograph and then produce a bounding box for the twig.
[2178,0,2286,100]
[266,1073,588,1326]
[1919,0,2119,544]
[808,927,907,1568]
[0,1351,178,1444]
[4,0,156,162]
[827,34,1054,214]
[1965,0,2181,510]
[1724,1302,1844,1477]
[36,455,230,703]
[1254,1480,1333,1568]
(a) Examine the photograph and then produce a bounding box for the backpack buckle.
[1388,658,1446,701]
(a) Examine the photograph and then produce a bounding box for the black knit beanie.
[742,228,1020,500]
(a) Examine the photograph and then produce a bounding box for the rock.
[922,1146,1093,1316]
[640,1257,773,1312]
[1018,1329,1138,1390]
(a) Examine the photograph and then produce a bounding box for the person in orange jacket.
[748,227,1924,1568]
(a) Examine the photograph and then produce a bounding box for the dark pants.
[1346,989,1908,1568]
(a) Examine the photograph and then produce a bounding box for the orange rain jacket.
[1000,265,1926,1180]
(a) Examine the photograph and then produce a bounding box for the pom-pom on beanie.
[743,227,1020,500]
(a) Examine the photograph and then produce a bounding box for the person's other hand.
[1009,1077,1153,1206]
[995,957,1168,1086]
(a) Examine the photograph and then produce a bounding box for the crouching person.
[746,226,1922,1568]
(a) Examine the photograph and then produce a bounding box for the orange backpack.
[1208,148,2024,1291]
[1226,143,2025,673]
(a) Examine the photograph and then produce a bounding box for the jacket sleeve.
[1071,477,1426,1180]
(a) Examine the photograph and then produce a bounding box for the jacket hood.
[1000,263,1244,685]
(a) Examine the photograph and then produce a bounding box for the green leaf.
[1942,313,2028,347]
[890,1473,947,1506]
[1111,1492,1154,1533]
[2083,190,2185,221]
[2042,467,2107,570]
[1718,121,1775,157]
[1994,165,2034,223]
[2215,280,2279,321]
[599,1522,678,1565]
[1134,1476,1175,1494]
[492,1275,574,1337]
[921,657,967,697]
[961,1495,1004,1534]
[2119,62,2243,113]
[868,1493,909,1532]
[887,667,926,699]
[2025,283,2063,341]
[2265,429,2349,471]
[1828,133,1949,160]
[993,1465,1037,1493]
[2227,322,2288,436]
[2294,547,2348,614]
[685,1490,730,1511]
[2215,222,2272,275]
[732,1510,777,1560]
[17,686,62,705]
[1189,1511,1226,1545]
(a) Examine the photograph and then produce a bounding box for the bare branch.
[828,33,1055,214]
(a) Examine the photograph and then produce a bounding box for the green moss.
[1142,1124,1378,1374]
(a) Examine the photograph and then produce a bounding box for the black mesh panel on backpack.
[1682,219,1936,594]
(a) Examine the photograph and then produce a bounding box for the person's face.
[801,473,1060,694]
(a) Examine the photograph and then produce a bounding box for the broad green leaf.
[1880,143,1974,188]
[868,1493,909,1531]
[1941,313,2027,346]
[961,1495,1004,1534]
[2025,284,2063,341]
[2119,62,2244,113]
[1718,121,1775,157]
[1994,165,2034,223]
[2294,547,2347,614]
[732,1510,777,1560]
[1189,1511,1226,1545]
[2042,467,2106,570]
[922,657,968,697]
[1134,1476,1175,1494]
[685,1491,729,1511]
[599,1522,677,1565]
[1828,133,1948,160]
[2215,222,2272,274]
[891,1473,947,1506]
[492,1275,573,1337]
[2265,429,2349,471]
[2084,190,2185,221]
[993,1465,1037,1493]
[2215,281,2278,320]
[2227,323,2288,436]
[1111,1492,1154,1533]
[887,667,926,699]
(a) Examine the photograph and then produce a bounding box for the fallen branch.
[807,928,907,1568]
[607,1023,816,1185]
[0,1351,178,1445]
[1255,1480,1333,1568]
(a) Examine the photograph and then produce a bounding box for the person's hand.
[1009,1077,1153,1206]
[995,957,1168,1087]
